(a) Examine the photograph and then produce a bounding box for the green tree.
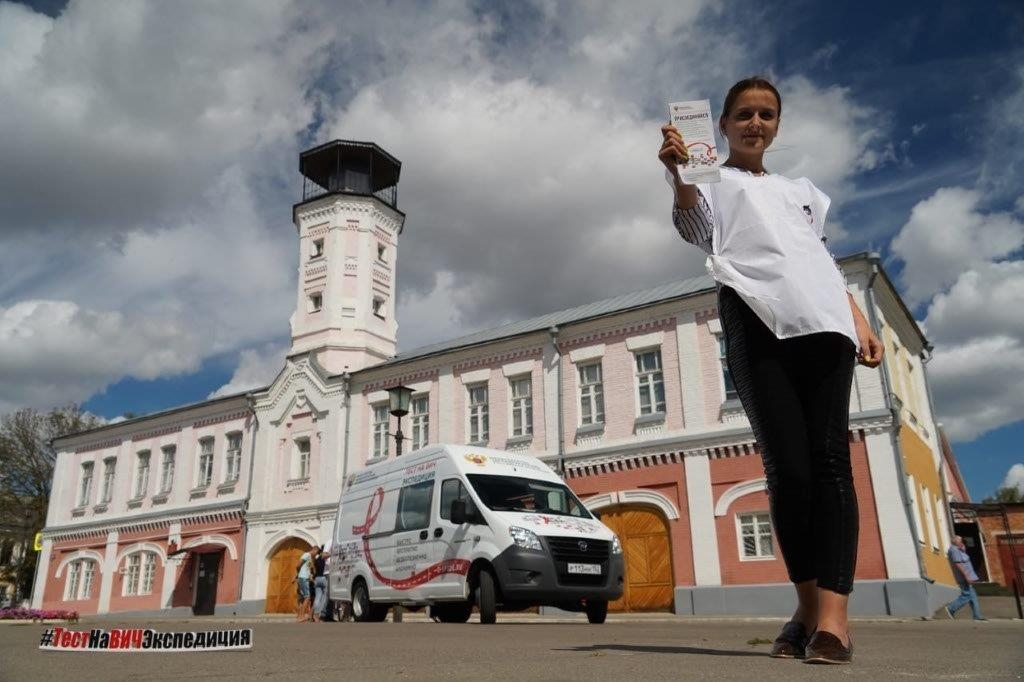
[981,486,1024,504]
[0,405,100,603]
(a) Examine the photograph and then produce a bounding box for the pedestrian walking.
[659,76,885,665]
[943,535,987,621]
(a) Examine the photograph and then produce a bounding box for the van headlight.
[611,534,622,554]
[509,526,543,552]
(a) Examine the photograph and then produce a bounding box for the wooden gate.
[265,537,309,614]
[598,506,673,612]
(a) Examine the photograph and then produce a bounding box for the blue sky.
[2,0,1022,500]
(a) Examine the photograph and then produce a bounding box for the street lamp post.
[384,384,413,624]
[386,385,414,458]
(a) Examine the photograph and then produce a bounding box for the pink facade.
[36,396,250,616]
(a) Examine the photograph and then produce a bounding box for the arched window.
[122,551,158,596]
[64,559,97,601]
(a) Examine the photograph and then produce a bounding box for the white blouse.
[671,166,857,347]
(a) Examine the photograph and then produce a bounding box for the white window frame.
[509,375,533,438]
[377,242,387,263]
[411,396,429,451]
[100,458,116,504]
[736,512,775,560]
[133,451,150,499]
[65,559,96,601]
[197,438,214,488]
[717,335,738,401]
[311,238,324,259]
[295,437,311,480]
[78,462,94,507]
[122,552,157,596]
[467,384,489,444]
[308,292,323,313]
[936,494,951,550]
[64,560,81,601]
[371,404,389,460]
[158,446,176,494]
[634,349,666,416]
[225,432,242,483]
[123,554,140,596]
[372,296,386,319]
[906,474,925,544]
[922,483,939,550]
[577,362,604,426]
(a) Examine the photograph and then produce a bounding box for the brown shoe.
[804,631,853,665]
[769,621,811,659]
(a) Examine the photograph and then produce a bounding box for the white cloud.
[891,187,1024,305]
[0,299,203,415]
[926,335,1024,442]
[1003,464,1024,493]
[0,0,902,417]
[209,342,289,399]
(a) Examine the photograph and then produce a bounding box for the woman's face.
[719,88,780,155]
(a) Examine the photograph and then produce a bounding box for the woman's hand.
[660,123,699,209]
[849,294,884,368]
[659,123,689,174]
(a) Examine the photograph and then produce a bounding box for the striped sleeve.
[672,190,714,252]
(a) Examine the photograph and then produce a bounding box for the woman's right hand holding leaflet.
[659,123,689,174]
[660,123,698,209]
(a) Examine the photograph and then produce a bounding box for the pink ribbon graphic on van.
[352,486,470,590]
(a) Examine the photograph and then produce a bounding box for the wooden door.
[194,552,221,616]
[599,506,673,612]
[265,538,308,613]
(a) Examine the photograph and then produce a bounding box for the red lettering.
[109,630,121,648]
[130,629,143,648]
[59,630,72,648]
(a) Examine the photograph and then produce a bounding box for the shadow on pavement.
[553,643,765,657]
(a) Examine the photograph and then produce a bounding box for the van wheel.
[585,600,608,624]
[351,581,379,623]
[476,570,497,624]
[433,602,472,623]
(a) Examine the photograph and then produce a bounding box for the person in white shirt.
[659,76,884,665]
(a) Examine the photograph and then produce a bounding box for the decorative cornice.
[362,369,440,394]
[307,223,330,238]
[453,347,543,374]
[44,504,244,544]
[130,426,181,443]
[559,317,675,353]
[245,503,337,526]
[193,411,250,431]
[75,438,123,454]
[305,264,328,279]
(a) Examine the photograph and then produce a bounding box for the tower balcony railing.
[301,176,398,209]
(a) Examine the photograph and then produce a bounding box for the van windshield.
[466,474,592,518]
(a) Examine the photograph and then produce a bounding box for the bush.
[0,607,79,622]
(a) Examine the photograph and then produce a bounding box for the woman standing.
[659,77,883,665]
[312,545,329,623]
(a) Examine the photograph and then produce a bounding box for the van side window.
[440,478,472,520]
[395,479,434,531]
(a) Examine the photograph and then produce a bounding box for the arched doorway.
[598,505,674,612]
[265,537,309,614]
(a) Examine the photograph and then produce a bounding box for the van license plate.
[567,563,601,575]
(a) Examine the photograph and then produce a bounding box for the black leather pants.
[719,286,859,594]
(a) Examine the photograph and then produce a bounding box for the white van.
[330,444,624,624]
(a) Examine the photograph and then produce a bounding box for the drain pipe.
[238,392,259,603]
[863,255,932,584]
[340,372,353,490]
[548,326,565,475]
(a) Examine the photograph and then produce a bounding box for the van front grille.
[545,536,610,586]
